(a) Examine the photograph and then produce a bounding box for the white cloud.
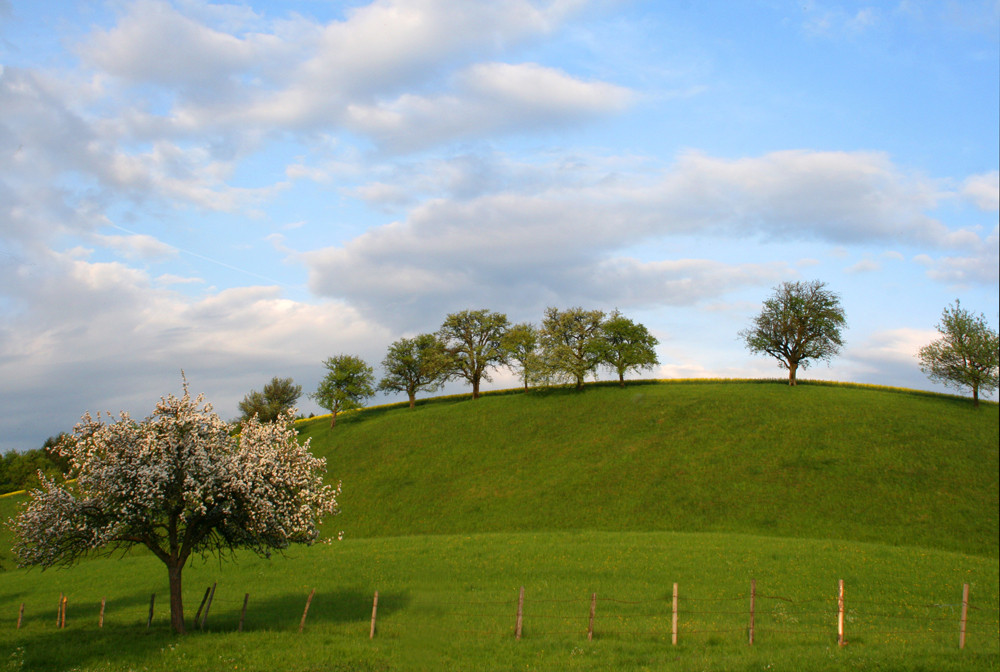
[93,233,177,260]
[961,171,1000,211]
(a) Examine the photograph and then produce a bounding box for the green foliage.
[377,334,451,408]
[918,300,999,407]
[438,309,510,399]
[740,280,847,385]
[501,321,541,391]
[596,310,660,386]
[539,306,606,389]
[311,355,376,427]
[0,435,71,494]
[238,376,303,423]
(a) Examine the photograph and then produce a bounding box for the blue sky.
[1,0,997,452]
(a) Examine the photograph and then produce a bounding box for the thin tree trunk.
[168,561,185,634]
[973,385,980,407]
[619,372,625,387]
[472,376,480,400]
[408,393,416,409]
[788,361,798,386]
[329,410,337,428]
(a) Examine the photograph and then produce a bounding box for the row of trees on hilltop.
[310,307,660,426]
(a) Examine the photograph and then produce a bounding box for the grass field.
[1,380,997,671]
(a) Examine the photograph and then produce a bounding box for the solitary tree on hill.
[740,280,846,386]
[10,379,340,634]
[918,300,999,407]
[311,355,376,426]
[438,309,510,399]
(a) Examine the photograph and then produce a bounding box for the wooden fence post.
[370,591,379,639]
[57,593,63,627]
[17,603,24,630]
[837,579,845,647]
[587,593,596,641]
[515,586,524,641]
[672,583,678,646]
[299,588,316,633]
[238,593,249,633]
[146,594,155,629]
[195,586,211,625]
[200,583,216,630]
[60,595,67,629]
[749,579,756,646]
[99,598,106,628]
[959,583,969,650]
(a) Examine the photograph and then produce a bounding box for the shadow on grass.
[7,587,410,671]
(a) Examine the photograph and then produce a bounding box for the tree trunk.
[619,372,625,387]
[472,377,480,400]
[168,560,185,634]
[408,393,416,409]
[329,411,337,428]
[788,361,798,386]
[973,385,980,408]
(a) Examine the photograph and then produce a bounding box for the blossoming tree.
[9,380,340,634]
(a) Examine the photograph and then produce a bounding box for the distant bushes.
[0,435,70,495]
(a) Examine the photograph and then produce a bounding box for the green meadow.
[1,380,998,671]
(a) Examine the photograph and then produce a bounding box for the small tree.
[438,309,510,399]
[739,280,846,386]
[238,376,302,422]
[9,380,340,634]
[311,355,376,427]
[598,311,660,387]
[540,307,606,390]
[502,322,541,392]
[378,334,452,408]
[918,300,999,407]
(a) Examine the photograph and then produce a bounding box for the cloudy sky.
[1,0,997,452]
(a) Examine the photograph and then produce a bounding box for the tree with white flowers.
[9,379,340,634]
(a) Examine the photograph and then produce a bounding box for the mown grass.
[1,380,997,671]
[1,531,997,671]
[299,381,999,557]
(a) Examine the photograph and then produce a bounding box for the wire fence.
[12,580,999,652]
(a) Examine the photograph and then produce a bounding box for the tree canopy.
[918,300,999,407]
[438,309,510,399]
[378,334,452,408]
[739,280,846,386]
[596,311,660,387]
[311,355,376,426]
[540,307,607,390]
[10,380,340,634]
[238,376,302,423]
[502,322,541,392]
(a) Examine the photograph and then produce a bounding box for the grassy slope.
[1,380,997,671]
[300,381,999,557]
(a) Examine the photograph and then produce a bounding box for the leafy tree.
[918,300,999,407]
[598,311,660,387]
[0,435,72,494]
[311,355,376,427]
[739,280,846,386]
[502,322,541,392]
[540,307,606,390]
[378,334,452,408]
[238,376,302,423]
[438,309,510,399]
[9,381,340,634]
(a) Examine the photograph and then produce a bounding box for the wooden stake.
[515,586,524,641]
[200,583,216,630]
[587,593,596,641]
[749,579,756,646]
[17,603,24,630]
[60,595,67,629]
[57,593,63,627]
[837,579,845,647]
[99,598,106,628]
[146,594,155,629]
[299,588,316,633]
[959,583,969,649]
[194,586,211,625]
[370,591,379,639]
[238,593,249,633]
[672,583,679,646]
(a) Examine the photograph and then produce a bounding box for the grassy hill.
[1,379,997,671]
[300,380,999,557]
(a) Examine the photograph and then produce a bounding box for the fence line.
[10,580,999,653]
